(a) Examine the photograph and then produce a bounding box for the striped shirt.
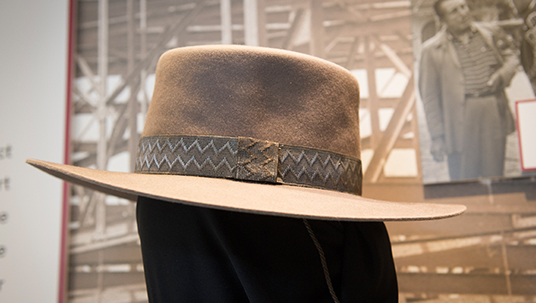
[450,30,500,95]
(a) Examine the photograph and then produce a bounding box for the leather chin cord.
[303,219,341,303]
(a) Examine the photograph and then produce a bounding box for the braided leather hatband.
[135,135,362,195]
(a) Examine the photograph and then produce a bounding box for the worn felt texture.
[26,45,466,221]
[27,159,466,221]
[143,45,361,158]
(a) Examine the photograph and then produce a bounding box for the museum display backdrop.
[66,0,536,302]
[0,0,71,302]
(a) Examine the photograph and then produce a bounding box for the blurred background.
[60,0,536,302]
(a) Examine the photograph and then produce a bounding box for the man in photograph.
[513,0,536,92]
[419,0,518,180]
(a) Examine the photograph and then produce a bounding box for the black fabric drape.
[136,196,398,302]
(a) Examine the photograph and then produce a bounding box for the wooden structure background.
[67,0,536,302]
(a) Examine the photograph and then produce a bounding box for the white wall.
[0,0,69,302]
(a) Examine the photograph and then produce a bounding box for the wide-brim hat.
[27,45,465,221]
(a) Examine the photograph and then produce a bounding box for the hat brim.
[27,159,465,221]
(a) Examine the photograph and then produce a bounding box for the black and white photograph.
[412,0,536,183]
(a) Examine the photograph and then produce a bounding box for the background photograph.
[412,0,536,183]
[66,0,536,302]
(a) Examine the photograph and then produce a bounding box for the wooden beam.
[345,36,359,69]
[364,74,415,182]
[371,34,411,77]
[363,35,380,150]
[244,0,266,46]
[281,8,305,49]
[103,1,207,107]
[310,0,325,58]
[220,0,233,44]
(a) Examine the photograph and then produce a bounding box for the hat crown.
[27,46,466,221]
[142,45,361,159]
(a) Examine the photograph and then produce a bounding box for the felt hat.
[27,45,465,221]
